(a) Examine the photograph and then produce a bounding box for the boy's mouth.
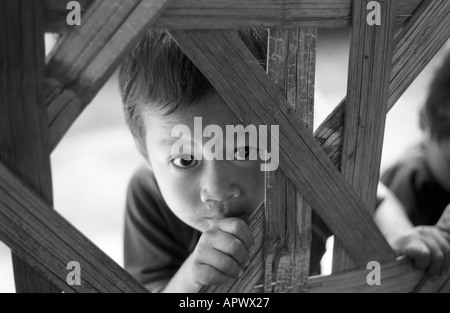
[205,201,263,222]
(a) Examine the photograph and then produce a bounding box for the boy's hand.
[189,218,254,287]
[394,204,450,279]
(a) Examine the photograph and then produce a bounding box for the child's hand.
[394,205,450,279]
[189,218,254,287]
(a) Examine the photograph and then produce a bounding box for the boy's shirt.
[382,144,450,226]
[124,166,331,292]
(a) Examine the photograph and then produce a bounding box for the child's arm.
[374,184,450,279]
[161,218,253,293]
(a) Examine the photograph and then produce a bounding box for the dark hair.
[420,51,450,143]
[119,29,268,158]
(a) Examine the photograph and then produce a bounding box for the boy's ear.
[133,137,151,164]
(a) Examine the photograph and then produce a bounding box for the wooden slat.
[169,30,395,267]
[264,29,316,293]
[307,259,423,293]
[0,0,59,293]
[332,0,397,272]
[314,0,450,171]
[46,0,174,150]
[0,162,148,293]
[44,0,422,32]
[201,204,265,293]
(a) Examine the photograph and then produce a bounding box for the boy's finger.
[430,229,450,276]
[421,235,444,279]
[195,264,233,286]
[211,230,250,267]
[217,218,254,250]
[437,204,450,241]
[200,247,243,279]
[404,239,430,271]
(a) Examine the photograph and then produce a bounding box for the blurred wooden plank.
[169,30,394,268]
[332,0,397,272]
[0,161,149,293]
[308,259,423,293]
[264,29,315,293]
[314,0,450,171]
[0,0,60,293]
[46,0,173,150]
[44,0,422,32]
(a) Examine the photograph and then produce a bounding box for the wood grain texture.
[46,0,174,150]
[0,0,60,293]
[0,162,149,293]
[332,0,397,273]
[169,30,395,269]
[43,0,422,32]
[264,29,316,293]
[308,258,423,293]
[314,0,450,172]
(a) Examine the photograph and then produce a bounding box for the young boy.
[120,29,335,293]
[120,30,450,293]
[378,52,450,280]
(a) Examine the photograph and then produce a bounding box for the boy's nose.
[200,163,242,216]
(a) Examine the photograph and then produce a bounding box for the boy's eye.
[234,146,258,161]
[172,155,198,169]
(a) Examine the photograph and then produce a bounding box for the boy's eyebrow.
[160,137,192,146]
[160,138,181,146]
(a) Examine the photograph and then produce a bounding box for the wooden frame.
[1,0,450,293]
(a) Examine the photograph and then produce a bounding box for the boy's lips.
[205,201,261,222]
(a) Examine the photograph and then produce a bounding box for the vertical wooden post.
[265,28,316,293]
[332,0,397,272]
[0,0,60,292]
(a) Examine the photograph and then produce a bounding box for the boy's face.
[424,134,450,192]
[143,92,265,232]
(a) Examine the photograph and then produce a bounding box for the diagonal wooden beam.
[44,0,422,32]
[169,30,395,268]
[46,0,174,150]
[264,28,316,293]
[0,0,59,293]
[332,0,397,272]
[0,161,148,293]
[314,0,450,170]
